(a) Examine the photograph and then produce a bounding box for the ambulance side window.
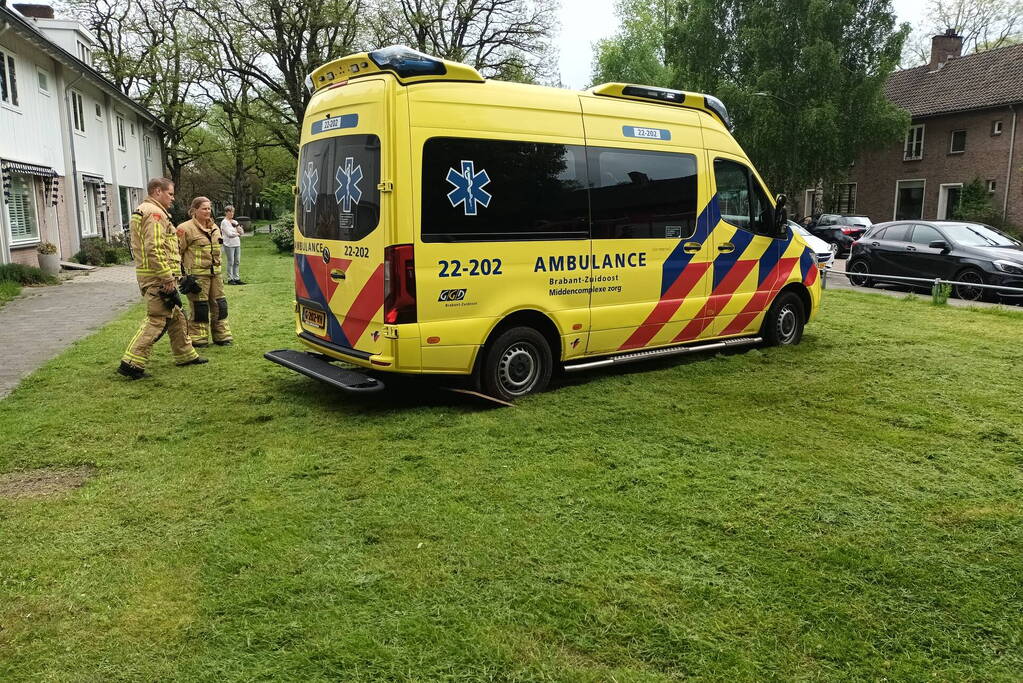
[714,158,775,237]
[297,134,381,242]
[421,137,589,243]
[588,147,698,240]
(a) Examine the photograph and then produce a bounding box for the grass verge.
[1,236,1022,680]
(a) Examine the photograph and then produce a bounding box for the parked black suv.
[846,221,1023,301]
[809,214,873,256]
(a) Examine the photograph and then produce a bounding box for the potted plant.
[36,242,60,277]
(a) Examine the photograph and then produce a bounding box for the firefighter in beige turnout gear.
[177,196,233,346]
[118,178,207,379]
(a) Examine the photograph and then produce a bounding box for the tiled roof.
[885,43,1023,118]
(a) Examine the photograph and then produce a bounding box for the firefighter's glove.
[179,275,202,295]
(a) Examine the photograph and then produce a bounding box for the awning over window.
[1,160,61,206]
[82,174,106,185]
[82,175,110,209]
[0,159,58,177]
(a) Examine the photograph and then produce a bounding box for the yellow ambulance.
[265,46,822,401]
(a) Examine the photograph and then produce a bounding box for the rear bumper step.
[264,349,385,393]
[563,336,762,372]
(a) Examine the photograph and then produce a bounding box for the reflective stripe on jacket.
[131,198,179,278]
[177,219,223,276]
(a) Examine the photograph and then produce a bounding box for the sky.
[556,0,930,90]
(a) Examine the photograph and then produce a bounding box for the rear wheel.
[954,268,988,302]
[761,292,805,347]
[847,259,873,287]
[477,326,552,401]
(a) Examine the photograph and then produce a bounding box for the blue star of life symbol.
[335,157,363,213]
[446,160,491,216]
[300,162,318,213]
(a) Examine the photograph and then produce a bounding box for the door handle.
[329,268,347,281]
[870,241,880,246]
[682,241,702,254]
[717,242,735,253]
[906,246,917,252]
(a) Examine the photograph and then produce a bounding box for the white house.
[0,1,166,266]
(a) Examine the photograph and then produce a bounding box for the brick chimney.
[929,29,963,69]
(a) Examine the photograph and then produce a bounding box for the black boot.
[177,356,210,366]
[116,361,148,380]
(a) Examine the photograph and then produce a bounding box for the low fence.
[822,266,1023,303]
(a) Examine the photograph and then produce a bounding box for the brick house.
[838,32,1022,227]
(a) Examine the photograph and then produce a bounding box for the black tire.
[847,259,873,288]
[954,268,989,302]
[477,326,553,401]
[760,291,805,347]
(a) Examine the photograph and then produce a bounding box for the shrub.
[72,237,131,266]
[270,214,295,253]
[0,263,58,285]
[0,279,21,304]
[37,241,57,255]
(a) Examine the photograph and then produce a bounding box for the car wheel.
[477,326,553,401]
[847,259,873,288]
[760,292,805,347]
[954,268,989,302]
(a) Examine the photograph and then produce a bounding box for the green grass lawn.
[2,236,1022,680]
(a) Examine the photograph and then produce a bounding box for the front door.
[295,79,387,356]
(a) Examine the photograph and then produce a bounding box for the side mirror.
[928,240,950,251]
[774,194,788,234]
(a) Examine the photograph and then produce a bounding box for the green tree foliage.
[593,0,910,198]
[591,0,676,87]
[952,178,999,223]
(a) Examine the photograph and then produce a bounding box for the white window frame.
[71,90,86,134]
[0,47,20,110]
[987,179,997,193]
[94,101,103,121]
[6,172,41,246]
[130,122,136,136]
[116,114,126,149]
[36,66,50,96]
[81,182,103,237]
[904,124,924,161]
[992,120,1003,136]
[893,178,926,221]
[949,130,966,154]
[76,41,91,66]
[144,135,153,160]
[936,183,964,220]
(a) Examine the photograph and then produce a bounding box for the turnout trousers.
[186,275,232,345]
[121,279,199,369]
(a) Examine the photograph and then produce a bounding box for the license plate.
[302,307,325,329]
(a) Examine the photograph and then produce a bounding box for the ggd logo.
[439,289,467,302]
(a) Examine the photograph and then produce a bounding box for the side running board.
[264,349,385,392]
[563,336,762,372]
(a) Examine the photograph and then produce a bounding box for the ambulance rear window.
[297,134,380,242]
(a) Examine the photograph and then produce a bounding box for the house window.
[71,91,85,133]
[835,183,857,213]
[6,173,39,243]
[987,180,996,193]
[116,115,126,149]
[895,179,925,220]
[0,48,19,107]
[949,130,966,154]
[130,122,135,136]
[94,103,102,120]
[144,135,152,160]
[76,41,92,65]
[37,67,50,95]
[992,120,1003,136]
[904,124,924,160]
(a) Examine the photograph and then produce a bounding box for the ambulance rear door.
[295,78,389,357]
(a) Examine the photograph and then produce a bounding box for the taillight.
[384,244,416,324]
[840,227,862,235]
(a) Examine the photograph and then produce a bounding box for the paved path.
[0,265,138,399]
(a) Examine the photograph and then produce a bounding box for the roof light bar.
[704,95,733,131]
[622,85,686,103]
[369,45,447,78]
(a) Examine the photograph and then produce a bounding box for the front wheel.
[477,326,553,401]
[761,292,805,347]
[954,268,989,302]
[847,259,873,288]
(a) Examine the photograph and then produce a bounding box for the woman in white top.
[220,205,245,285]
